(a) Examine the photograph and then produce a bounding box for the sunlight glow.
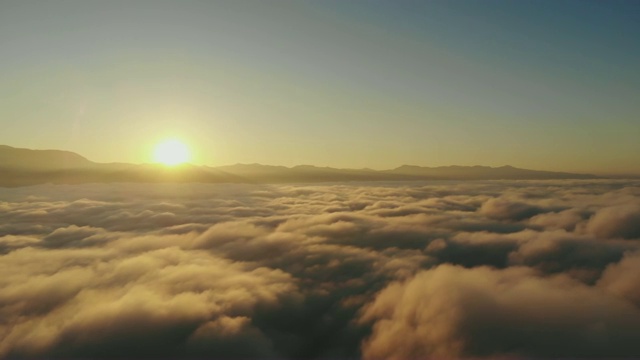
[153,139,190,166]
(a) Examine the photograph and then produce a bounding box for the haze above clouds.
[1,1,639,173]
[1,180,640,358]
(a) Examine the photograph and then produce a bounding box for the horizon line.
[2,144,639,177]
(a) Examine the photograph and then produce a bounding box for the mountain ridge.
[0,145,602,187]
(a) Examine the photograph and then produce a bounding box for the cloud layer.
[1,180,639,358]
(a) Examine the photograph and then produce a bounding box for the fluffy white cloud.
[359,265,640,359]
[0,180,639,358]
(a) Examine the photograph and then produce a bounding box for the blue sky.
[0,0,638,173]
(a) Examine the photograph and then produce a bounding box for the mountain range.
[0,145,600,187]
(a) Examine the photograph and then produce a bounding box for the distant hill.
[0,145,599,187]
[0,145,94,170]
[386,164,594,180]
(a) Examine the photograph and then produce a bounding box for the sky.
[0,0,638,174]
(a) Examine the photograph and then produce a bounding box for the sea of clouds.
[1,180,640,358]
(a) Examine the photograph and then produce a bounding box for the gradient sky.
[1,0,638,173]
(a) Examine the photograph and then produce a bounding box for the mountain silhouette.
[0,145,598,187]
[0,145,93,170]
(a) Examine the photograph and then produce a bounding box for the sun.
[153,139,190,166]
